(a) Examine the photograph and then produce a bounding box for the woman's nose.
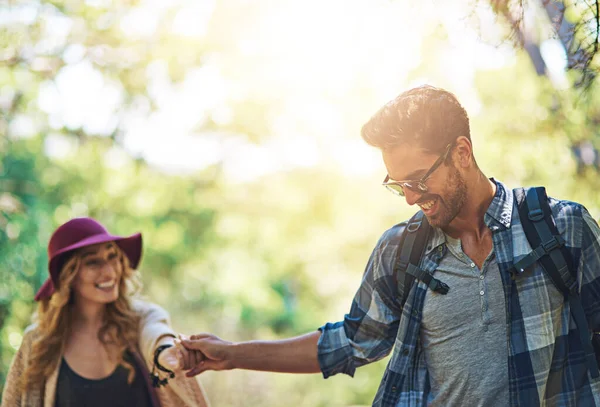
[100,261,117,276]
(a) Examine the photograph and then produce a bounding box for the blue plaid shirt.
[317,180,600,406]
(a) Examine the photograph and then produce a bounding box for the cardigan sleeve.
[1,326,37,407]
[134,300,177,365]
[133,300,210,407]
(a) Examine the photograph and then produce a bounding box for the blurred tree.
[489,0,599,88]
[0,137,50,387]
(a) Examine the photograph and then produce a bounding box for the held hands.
[164,331,320,378]
[157,333,233,377]
[180,333,235,377]
[157,334,205,372]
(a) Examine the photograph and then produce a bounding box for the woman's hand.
[157,335,205,372]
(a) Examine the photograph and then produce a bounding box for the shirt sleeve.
[317,224,406,378]
[579,209,600,332]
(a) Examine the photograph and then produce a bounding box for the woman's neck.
[70,300,106,333]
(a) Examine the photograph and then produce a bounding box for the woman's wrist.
[150,344,175,388]
[154,344,174,371]
[156,334,177,348]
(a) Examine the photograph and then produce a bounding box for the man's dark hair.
[361,85,471,155]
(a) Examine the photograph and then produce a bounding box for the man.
[182,86,600,406]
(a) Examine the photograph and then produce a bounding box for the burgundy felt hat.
[34,217,142,301]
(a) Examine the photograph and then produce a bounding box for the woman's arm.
[1,327,36,407]
[134,300,210,407]
[135,301,202,370]
[135,300,177,363]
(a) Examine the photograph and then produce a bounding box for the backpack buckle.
[407,220,422,233]
[430,279,449,295]
[542,236,564,253]
[528,208,544,222]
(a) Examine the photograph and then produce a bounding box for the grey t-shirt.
[420,234,509,407]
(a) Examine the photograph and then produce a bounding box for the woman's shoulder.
[131,299,171,320]
[9,323,41,357]
[22,323,40,342]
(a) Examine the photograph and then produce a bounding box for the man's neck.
[443,172,496,240]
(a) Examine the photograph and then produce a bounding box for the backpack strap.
[513,188,575,290]
[514,187,599,379]
[396,211,449,309]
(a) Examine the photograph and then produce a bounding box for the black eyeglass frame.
[382,142,454,197]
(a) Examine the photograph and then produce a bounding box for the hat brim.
[34,232,143,302]
[34,278,55,302]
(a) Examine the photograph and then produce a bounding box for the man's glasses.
[382,143,454,197]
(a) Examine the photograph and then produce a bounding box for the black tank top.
[54,351,153,407]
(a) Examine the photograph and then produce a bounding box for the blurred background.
[1,0,599,406]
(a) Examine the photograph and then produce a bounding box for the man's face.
[382,144,467,228]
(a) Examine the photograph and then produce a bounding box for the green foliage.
[0,138,50,386]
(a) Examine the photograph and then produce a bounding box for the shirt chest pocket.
[515,264,568,350]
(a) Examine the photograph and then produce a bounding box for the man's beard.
[423,166,467,228]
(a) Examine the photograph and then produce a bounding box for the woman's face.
[72,242,122,305]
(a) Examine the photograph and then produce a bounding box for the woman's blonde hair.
[23,243,142,391]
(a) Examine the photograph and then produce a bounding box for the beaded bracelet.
[150,344,175,388]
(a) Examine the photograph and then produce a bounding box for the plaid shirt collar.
[425,178,513,256]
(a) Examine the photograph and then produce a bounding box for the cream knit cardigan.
[1,300,209,407]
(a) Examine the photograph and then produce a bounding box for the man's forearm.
[229,331,322,373]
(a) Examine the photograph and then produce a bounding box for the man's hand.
[157,336,205,372]
[181,333,235,377]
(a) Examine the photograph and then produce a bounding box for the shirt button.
[470,262,475,268]
[480,290,484,296]
[402,348,409,356]
[479,275,484,280]
[391,386,398,392]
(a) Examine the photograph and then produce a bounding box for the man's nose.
[403,189,422,206]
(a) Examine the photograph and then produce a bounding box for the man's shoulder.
[547,196,592,246]
[515,186,586,220]
[376,219,411,249]
[373,213,436,263]
[515,187,589,246]
[547,196,586,219]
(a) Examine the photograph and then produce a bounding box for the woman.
[1,217,209,407]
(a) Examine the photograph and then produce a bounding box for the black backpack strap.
[514,187,599,379]
[396,211,449,309]
[513,188,575,291]
[406,263,450,295]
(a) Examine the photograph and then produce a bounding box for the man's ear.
[453,136,473,168]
